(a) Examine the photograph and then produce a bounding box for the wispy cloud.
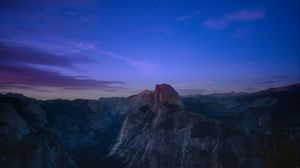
[176,11,200,21]
[271,75,287,79]
[0,0,99,37]
[243,87,255,92]
[0,63,124,91]
[177,89,207,95]
[70,41,156,72]
[255,81,276,85]
[203,9,265,29]
[0,40,124,91]
[0,42,94,69]
[233,79,277,86]
[0,33,156,73]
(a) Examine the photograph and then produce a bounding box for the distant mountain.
[1,83,299,168]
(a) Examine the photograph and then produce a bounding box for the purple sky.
[0,0,299,99]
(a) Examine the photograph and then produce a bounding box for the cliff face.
[110,84,253,168]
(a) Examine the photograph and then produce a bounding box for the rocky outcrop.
[23,104,48,128]
[0,99,78,168]
[0,94,126,168]
[0,103,30,141]
[153,84,184,110]
[110,84,252,168]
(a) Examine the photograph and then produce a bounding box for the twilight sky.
[0,0,299,99]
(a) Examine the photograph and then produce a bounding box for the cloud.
[256,81,276,85]
[0,0,92,10]
[0,0,98,37]
[243,87,255,91]
[0,34,156,72]
[203,9,265,29]
[177,89,208,95]
[0,63,124,91]
[176,11,200,21]
[233,79,277,86]
[70,41,156,72]
[0,40,124,91]
[271,75,286,79]
[0,42,94,69]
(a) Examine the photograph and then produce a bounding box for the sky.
[0,0,299,99]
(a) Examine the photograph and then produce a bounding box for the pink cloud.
[0,62,124,91]
[203,9,265,29]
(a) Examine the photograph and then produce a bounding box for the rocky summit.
[153,84,185,109]
[110,84,253,168]
[1,84,300,168]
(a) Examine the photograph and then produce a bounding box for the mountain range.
[1,83,299,168]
